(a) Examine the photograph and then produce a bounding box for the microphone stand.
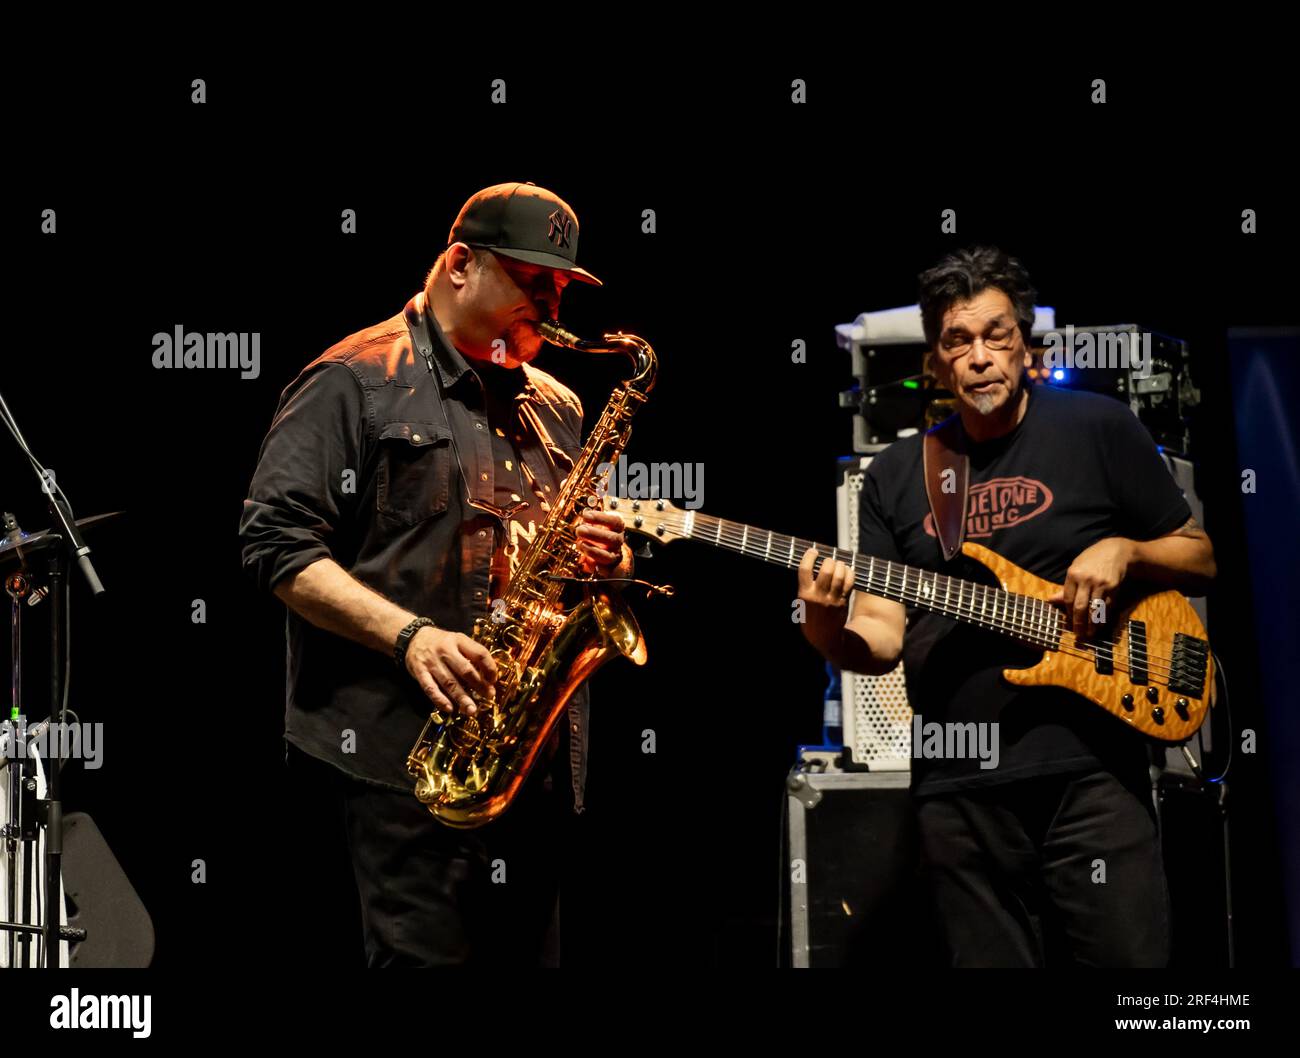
[0,386,104,967]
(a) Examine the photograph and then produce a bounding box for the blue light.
[1052,369,1065,381]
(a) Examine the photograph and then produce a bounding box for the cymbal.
[0,511,124,571]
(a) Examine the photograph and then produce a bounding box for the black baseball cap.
[447,181,602,286]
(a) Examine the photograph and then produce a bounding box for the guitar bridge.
[1168,633,1209,698]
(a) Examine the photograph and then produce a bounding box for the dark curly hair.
[918,246,1038,349]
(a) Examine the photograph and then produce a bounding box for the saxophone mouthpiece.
[537,320,583,348]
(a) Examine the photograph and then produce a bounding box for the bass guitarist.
[798,246,1215,967]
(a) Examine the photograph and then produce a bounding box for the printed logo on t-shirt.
[923,475,1053,540]
[489,507,550,600]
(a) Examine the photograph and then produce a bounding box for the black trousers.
[913,767,1170,967]
[288,743,566,967]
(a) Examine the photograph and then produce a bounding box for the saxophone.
[405,321,658,828]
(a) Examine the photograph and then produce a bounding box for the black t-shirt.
[475,362,563,603]
[857,385,1192,796]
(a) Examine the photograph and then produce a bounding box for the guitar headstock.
[601,494,689,544]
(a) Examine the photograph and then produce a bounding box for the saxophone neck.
[537,321,657,395]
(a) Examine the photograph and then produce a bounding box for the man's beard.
[969,389,1000,414]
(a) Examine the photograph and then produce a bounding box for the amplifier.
[785,755,944,968]
[836,454,911,771]
[785,753,1232,967]
[1029,324,1200,456]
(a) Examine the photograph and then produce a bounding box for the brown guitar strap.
[922,415,969,562]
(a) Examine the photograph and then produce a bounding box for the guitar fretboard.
[677,512,1064,650]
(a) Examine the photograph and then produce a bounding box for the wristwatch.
[394,616,436,668]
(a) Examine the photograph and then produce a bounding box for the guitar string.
[685,513,1162,650]
[616,505,1198,679]
[719,528,1185,682]
[709,525,1188,683]
[647,514,1197,686]
[640,509,1072,648]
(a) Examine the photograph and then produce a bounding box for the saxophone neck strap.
[922,414,969,563]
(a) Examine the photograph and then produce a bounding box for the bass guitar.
[605,496,1213,742]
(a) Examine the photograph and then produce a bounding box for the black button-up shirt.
[239,291,592,809]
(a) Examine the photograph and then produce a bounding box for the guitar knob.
[1146,687,1159,704]
[1121,694,1134,711]
[1175,698,1190,720]
[1151,706,1165,724]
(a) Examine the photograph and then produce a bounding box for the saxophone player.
[239,183,631,966]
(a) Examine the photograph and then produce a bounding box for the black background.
[7,58,1295,975]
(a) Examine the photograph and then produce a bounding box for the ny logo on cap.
[547,208,573,249]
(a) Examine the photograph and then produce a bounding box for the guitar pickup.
[1093,637,1114,676]
[1126,620,1149,685]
